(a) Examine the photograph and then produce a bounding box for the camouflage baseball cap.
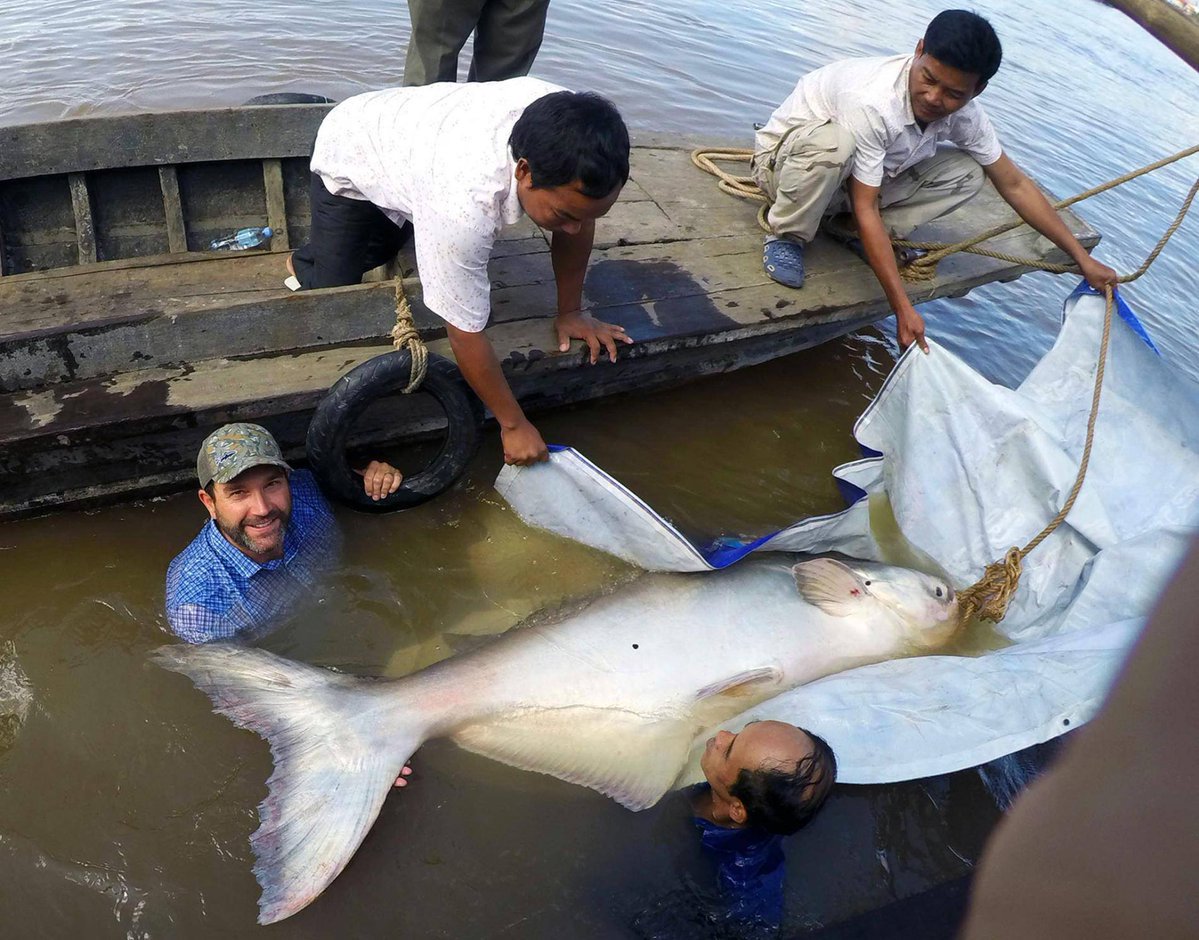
[196,423,291,489]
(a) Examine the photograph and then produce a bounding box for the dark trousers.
[403,0,550,86]
[290,174,411,289]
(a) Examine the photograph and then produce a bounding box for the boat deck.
[0,118,1098,517]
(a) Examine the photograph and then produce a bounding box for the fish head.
[792,558,960,649]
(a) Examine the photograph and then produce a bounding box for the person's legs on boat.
[877,146,985,238]
[752,119,856,288]
[290,174,408,290]
[468,0,551,81]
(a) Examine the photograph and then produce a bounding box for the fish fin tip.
[694,666,782,700]
[792,557,871,617]
[154,643,419,924]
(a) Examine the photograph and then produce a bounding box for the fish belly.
[437,559,865,809]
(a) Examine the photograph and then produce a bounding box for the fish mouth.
[933,599,965,643]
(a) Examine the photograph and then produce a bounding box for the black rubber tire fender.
[305,351,483,512]
[242,93,336,105]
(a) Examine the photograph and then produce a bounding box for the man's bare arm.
[446,324,548,466]
[550,221,633,364]
[984,154,1118,290]
[849,178,930,353]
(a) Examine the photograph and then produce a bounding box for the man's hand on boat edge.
[555,309,634,364]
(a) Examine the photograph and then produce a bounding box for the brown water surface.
[2,0,1198,936]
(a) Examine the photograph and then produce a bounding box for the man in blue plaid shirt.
[165,423,402,643]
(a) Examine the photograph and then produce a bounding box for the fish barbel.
[154,556,959,922]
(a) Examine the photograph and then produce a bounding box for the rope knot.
[958,546,1025,624]
[899,255,939,281]
[391,279,428,394]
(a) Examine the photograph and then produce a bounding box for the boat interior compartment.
[0,107,1099,516]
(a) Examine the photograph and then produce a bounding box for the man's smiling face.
[199,465,293,563]
[908,39,986,126]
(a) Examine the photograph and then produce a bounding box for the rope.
[955,284,1115,623]
[692,143,1198,622]
[390,277,428,393]
[897,144,1199,281]
[690,148,771,231]
[690,143,1199,281]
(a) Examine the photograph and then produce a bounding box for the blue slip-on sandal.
[763,238,806,288]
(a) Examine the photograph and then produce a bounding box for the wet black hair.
[509,91,630,198]
[730,729,837,836]
[923,10,1002,84]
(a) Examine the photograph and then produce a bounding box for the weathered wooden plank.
[0,318,857,521]
[157,166,188,254]
[67,173,98,265]
[630,148,755,210]
[593,199,682,246]
[262,159,291,251]
[0,105,332,181]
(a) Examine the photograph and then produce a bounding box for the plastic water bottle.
[209,226,273,251]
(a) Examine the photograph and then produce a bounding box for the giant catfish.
[154,556,960,922]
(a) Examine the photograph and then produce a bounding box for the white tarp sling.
[494,288,1199,784]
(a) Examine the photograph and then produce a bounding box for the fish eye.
[864,580,872,587]
[936,586,944,598]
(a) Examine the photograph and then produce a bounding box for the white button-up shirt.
[756,54,1002,188]
[311,77,563,332]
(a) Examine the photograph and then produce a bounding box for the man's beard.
[219,508,291,557]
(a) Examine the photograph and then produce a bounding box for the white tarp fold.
[494,288,1199,784]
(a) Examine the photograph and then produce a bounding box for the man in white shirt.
[289,79,631,466]
[753,9,1117,352]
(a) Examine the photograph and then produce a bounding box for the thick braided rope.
[690,144,1199,281]
[899,165,1199,281]
[690,148,771,230]
[390,278,428,393]
[956,284,1116,623]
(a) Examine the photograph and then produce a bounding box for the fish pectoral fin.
[451,706,693,812]
[694,666,782,701]
[792,557,873,617]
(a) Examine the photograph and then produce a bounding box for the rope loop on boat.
[690,143,1199,283]
[391,278,428,393]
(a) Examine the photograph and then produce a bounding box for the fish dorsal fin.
[792,558,873,617]
[694,666,782,701]
[451,707,693,812]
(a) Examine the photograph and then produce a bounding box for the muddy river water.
[0,0,1197,936]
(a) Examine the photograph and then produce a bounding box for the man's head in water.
[699,720,837,835]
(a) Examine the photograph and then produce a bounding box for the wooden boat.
[0,103,1098,518]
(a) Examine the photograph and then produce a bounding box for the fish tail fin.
[152,643,425,924]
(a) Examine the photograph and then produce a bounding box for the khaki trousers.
[404,0,551,85]
[752,120,985,243]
